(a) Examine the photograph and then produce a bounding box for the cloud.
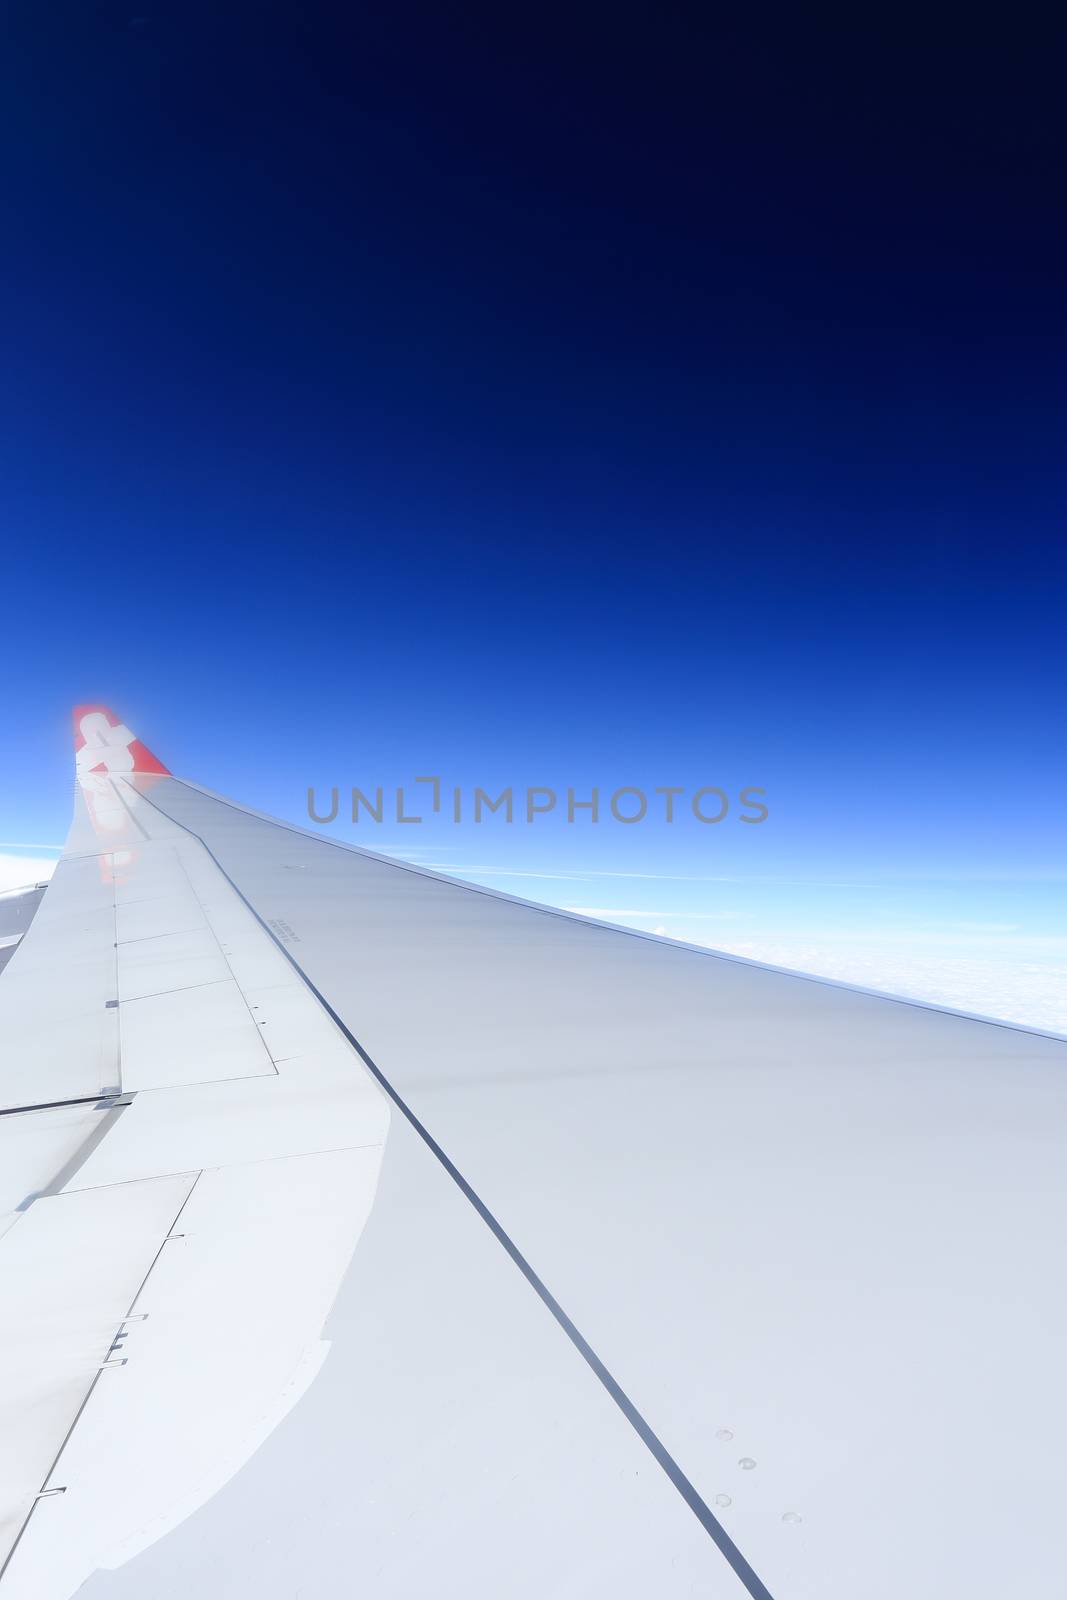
[0,855,57,892]
[564,870,881,887]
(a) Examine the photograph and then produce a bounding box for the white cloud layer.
[0,855,57,892]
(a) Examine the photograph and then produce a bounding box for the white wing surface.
[2,705,1065,1600]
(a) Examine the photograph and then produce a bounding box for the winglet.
[72,705,170,777]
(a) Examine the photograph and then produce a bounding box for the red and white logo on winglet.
[72,705,170,777]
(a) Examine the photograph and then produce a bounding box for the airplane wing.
[2,706,1065,1600]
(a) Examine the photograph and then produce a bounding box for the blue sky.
[2,7,1064,1029]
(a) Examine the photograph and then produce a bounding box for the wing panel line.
[128,779,777,1600]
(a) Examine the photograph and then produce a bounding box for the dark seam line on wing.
[37,1099,134,1197]
[0,1095,121,1118]
[107,778,152,842]
[163,776,1067,1048]
[130,779,777,1600]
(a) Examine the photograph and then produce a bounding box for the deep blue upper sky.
[2,6,1065,1008]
